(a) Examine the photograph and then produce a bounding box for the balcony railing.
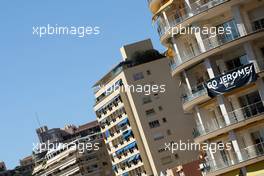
[194,101,264,138]
[156,0,229,36]
[204,142,264,173]
[172,20,240,70]
[182,83,208,103]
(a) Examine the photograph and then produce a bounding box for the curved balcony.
[155,0,230,37]
[193,101,264,143]
[148,0,171,14]
[182,83,211,112]
[204,142,264,176]
[172,30,264,76]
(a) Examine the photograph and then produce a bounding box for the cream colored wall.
[123,58,198,174]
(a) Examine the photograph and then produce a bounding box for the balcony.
[148,0,170,14]
[172,19,240,69]
[172,26,264,76]
[156,0,229,37]
[194,101,264,142]
[182,84,211,111]
[204,142,264,175]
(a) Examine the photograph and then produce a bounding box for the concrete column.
[256,78,264,102]
[229,96,244,121]
[195,106,206,133]
[244,42,259,72]
[243,132,257,158]
[182,70,192,94]
[231,5,247,36]
[162,11,170,29]
[207,141,217,167]
[229,131,243,162]
[204,58,215,79]
[194,29,206,53]
[217,59,228,74]
[184,0,193,16]
[217,96,231,125]
[171,37,183,65]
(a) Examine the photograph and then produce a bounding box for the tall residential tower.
[147,0,264,175]
[93,39,198,176]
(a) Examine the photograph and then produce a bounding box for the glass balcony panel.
[194,101,264,138]
[182,83,208,103]
[156,0,229,37]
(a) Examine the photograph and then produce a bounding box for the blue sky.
[0,0,164,169]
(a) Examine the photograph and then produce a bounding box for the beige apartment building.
[93,39,198,176]
[32,121,113,176]
[147,0,264,175]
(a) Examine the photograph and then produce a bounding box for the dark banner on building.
[206,63,257,97]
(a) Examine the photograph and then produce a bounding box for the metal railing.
[194,101,264,138]
[172,20,240,69]
[182,83,208,103]
[156,0,229,36]
[205,142,264,173]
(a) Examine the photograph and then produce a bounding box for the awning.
[116,148,124,155]
[123,141,136,151]
[127,154,140,163]
[122,172,129,176]
[112,165,117,172]
[118,118,129,127]
[122,130,132,140]
[105,130,110,138]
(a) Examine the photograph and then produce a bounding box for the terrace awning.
[123,141,136,151]
[122,130,132,140]
[118,118,129,127]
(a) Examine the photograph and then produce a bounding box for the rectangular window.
[145,108,156,116]
[142,96,152,104]
[153,132,164,141]
[149,120,160,129]
[146,70,151,75]
[133,72,144,81]
[161,156,173,165]
[253,18,264,31]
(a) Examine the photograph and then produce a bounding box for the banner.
[206,63,257,97]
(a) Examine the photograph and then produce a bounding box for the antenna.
[35,112,41,127]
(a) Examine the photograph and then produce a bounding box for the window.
[145,108,156,116]
[253,18,264,31]
[153,132,164,141]
[161,156,173,165]
[133,72,144,81]
[174,154,179,159]
[158,106,163,111]
[239,91,264,118]
[158,148,166,153]
[162,118,167,123]
[146,70,151,75]
[154,93,159,99]
[149,120,160,129]
[225,55,247,71]
[261,47,264,56]
[142,96,152,104]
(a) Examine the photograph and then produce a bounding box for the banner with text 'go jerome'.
[206,63,257,97]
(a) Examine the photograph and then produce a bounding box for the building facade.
[32,121,113,176]
[93,39,198,176]
[147,0,264,175]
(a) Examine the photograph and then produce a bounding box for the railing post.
[229,131,243,162]
[231,5,247,36]
[244,42,259,72]
[195,106,206,134]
